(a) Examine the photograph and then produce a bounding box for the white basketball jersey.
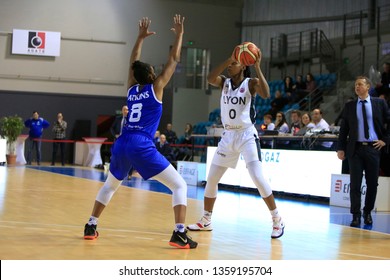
[220,77,256,130]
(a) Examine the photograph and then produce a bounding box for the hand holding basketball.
[233,42,260,66]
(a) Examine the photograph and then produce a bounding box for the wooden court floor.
[1,165,390,260]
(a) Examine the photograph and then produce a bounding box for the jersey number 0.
[229,109,236,119]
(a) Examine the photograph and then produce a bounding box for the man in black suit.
[100,106,131,175]
[110,105,129,139]
[337,76,390,227]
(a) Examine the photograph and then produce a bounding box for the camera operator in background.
[51,113,67,166]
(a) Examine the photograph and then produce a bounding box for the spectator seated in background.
[305,73,317,95]
[288,110,302,149]
[274,111,289,134]
[268,90,289,119]
[182,123,193,144]
[273,111,290,148]
[308,73,323,106]
[289,109,302,135]
[283,75,295,104]
[156,134,177,169]
[163,123,177,144]
[310,108,333,150]
[292,74,306,102]
[259,114,275,148]
[299,111,315,134]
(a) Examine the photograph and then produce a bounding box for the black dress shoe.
[350,214,361,227]
[363,212,373,225]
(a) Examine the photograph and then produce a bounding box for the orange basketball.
[233,42,259,66]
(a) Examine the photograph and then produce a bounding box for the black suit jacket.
[110,116,124,138]
[337,97,390,157]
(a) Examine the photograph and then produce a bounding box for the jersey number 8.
[129,103,143,122]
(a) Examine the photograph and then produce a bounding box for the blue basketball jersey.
[110,83,169,180]
[122,83,162,139]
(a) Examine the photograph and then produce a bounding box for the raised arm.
[127,17,156,89]
[250,49,270,99]
[207,57,234,89]
[153,14,185,100]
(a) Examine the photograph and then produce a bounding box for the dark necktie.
[361,100,369,139]
[120,118,124,135]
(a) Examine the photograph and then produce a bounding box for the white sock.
[203,210,212,220]
[88,216,98,226]
[175,223,185,233]
[270,208,280,220]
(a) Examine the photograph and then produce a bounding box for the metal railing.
[269,4,390,78]
[270,28,324,64]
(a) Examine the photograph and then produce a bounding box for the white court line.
[339,252,390,260]
[135,236,154,240]
[0,220,171,237]
[109,235,128,238]
[0,225,15,228]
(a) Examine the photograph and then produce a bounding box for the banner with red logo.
[12,29,61,56]
[330,174,367,208]
[330,174,390,211]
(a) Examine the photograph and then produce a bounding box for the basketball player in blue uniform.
[187,49,285,238]
[84,15,197,249]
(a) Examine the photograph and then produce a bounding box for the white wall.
[0,0,241,96]
[171,87,221,135]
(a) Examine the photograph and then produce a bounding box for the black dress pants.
[348,144,381,215]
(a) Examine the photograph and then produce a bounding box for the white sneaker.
[271,217,285,238]
[187,216,213,231]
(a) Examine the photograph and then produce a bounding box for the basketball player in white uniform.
[187,51,285,238]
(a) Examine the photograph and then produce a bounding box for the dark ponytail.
[243,66,251,78]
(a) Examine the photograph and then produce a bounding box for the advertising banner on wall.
[12,29,61,56]
[329,174,367,208]
[206,147,342,198]
[329,174,390,211]
[177,161,206,186]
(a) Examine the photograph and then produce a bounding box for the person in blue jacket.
[24,111,50,165]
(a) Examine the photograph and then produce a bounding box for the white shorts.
[212,126,261,168]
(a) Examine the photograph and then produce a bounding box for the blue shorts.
[109,133,170,180]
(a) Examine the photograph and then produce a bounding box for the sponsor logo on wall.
[178,162,198,186]
[28,31,46,53]
[12,29,61,56]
